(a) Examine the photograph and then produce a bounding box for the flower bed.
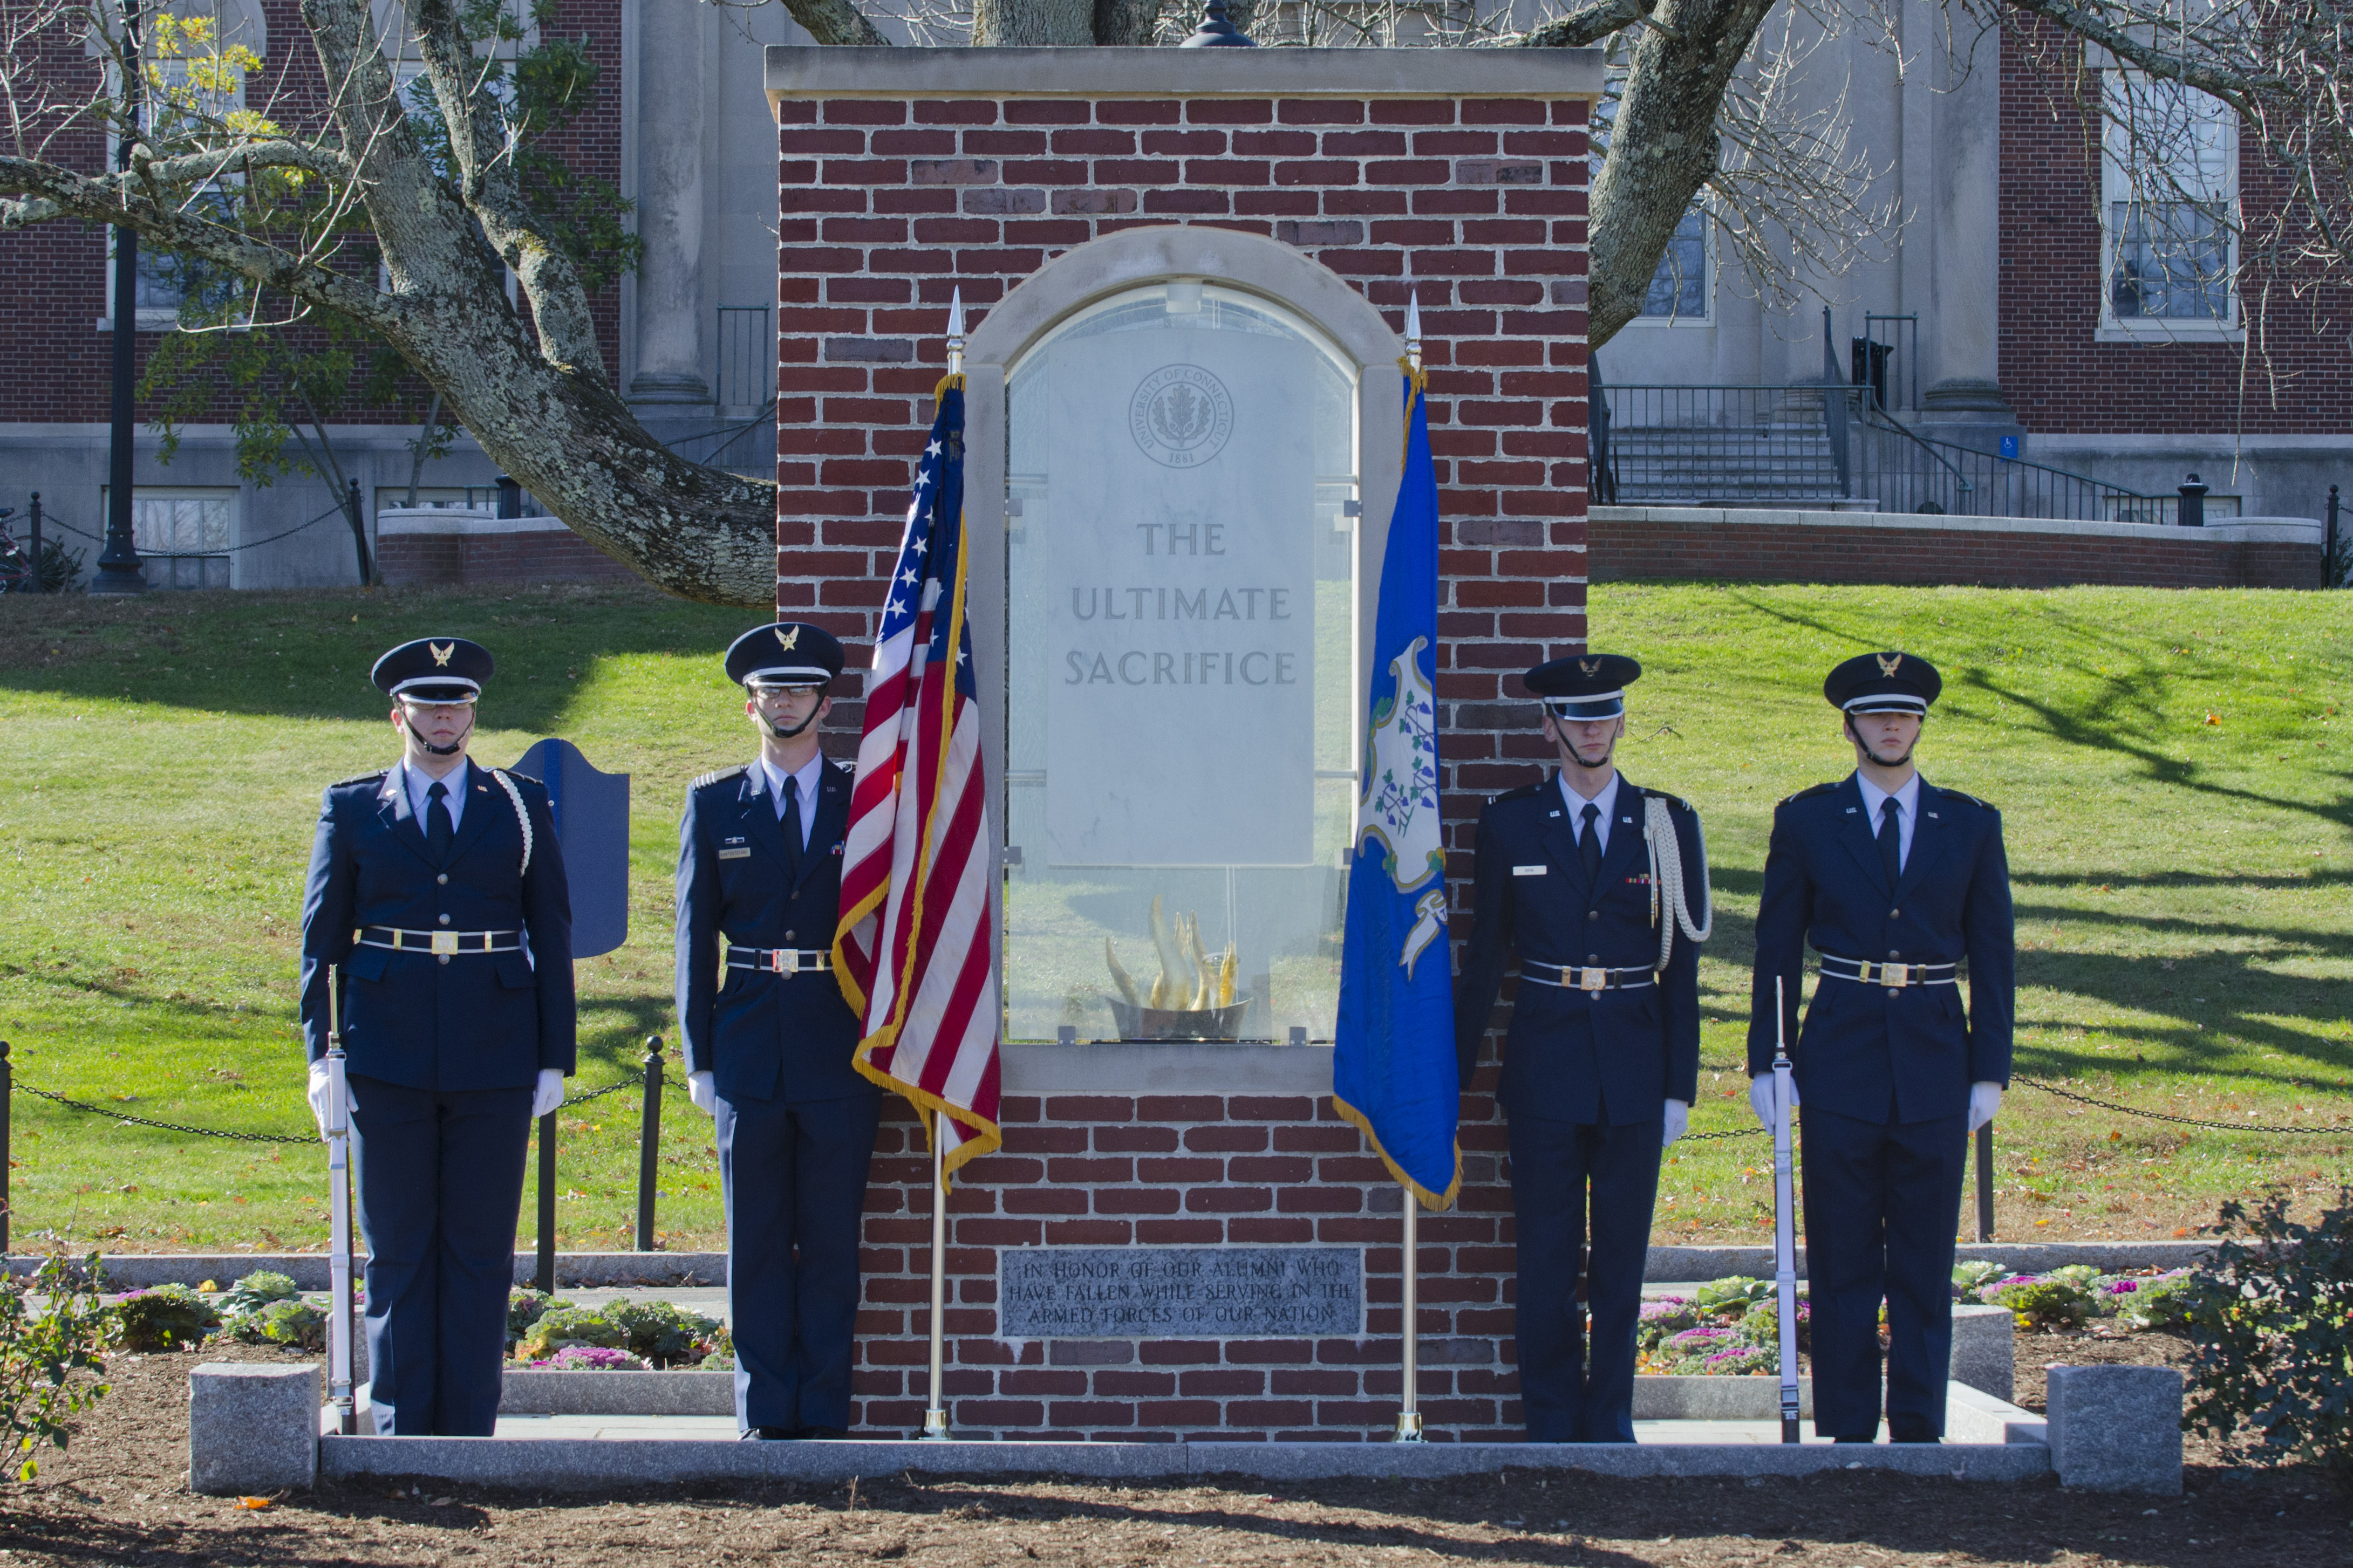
[1951,1261,2193,1332]
[1636,1277,1809,1377]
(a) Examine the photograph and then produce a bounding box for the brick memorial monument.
[765,43,1603,1442]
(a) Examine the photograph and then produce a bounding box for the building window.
[1001,282,1361,1045]
[106,49,251,329]
[104,488,237,589]
[1640,206,1711,323]
[2101,71,2238,336]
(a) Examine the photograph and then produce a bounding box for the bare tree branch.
[1518,0,1659,50]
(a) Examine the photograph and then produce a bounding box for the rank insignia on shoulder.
[1782,782,1841,805]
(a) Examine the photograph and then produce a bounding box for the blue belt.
[358,925,520,956]
[726,945,833,975]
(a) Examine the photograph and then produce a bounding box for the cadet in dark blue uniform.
[1456,655,1712,1443]
[1746,652,2013,1443]
[677,622,879,1440]
[299,638,575,1436]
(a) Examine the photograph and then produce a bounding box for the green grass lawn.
[0,578,2347,1256]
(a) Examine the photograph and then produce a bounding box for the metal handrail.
[1854,393,1974,499]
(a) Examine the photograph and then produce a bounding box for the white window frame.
[1634,204,1715,327]
[2097,69,2242,344]
[100,485,241,590]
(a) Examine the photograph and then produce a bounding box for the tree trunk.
[1585,0,1779,348]
[1093,0,1165,44]
[977,0,1096,45]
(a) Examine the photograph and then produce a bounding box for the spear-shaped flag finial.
[1404,288,1423,374]
[946,286,967,377]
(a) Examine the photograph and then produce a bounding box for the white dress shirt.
[1558,769,1622,855]
[757,752,826,850]
[401,758,467,832]
[1854,770,1922,873]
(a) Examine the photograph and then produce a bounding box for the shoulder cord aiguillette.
[1643,794,1712,971]
[490,768,534,878]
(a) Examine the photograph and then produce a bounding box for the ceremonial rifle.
[324,968,359,1436]
[1771,976,1800,1444]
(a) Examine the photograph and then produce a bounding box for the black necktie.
[426,779,453,865]
[1578,801,1602,883]
[780,775,804,878]
[1877,795,1902,888]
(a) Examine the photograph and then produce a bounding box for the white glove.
[687,1071,717,1115]
[531,1068,566,1120]
[1661,1099,1690,1148]
[1968,1080,2003,1133]
[1749,1072,1798,1131]
[306,1061,332,1138]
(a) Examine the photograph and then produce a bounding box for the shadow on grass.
[0,583,753,732]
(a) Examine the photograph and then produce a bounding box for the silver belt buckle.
[1878,961,1909,989]
[431,930,459,956]
[1578,966,1607,992]
[767,949,791,975]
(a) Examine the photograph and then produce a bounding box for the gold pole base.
[1392,1412,1424,1443]
[919,1408,952,1442]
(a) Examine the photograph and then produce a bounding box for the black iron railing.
[1593,382,2159,523]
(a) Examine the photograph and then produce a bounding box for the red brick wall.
[1996,25,2351,436]
[1588,514,2323,590]
[776,86,1594,1442]
[377,528,636,587]
[0,0,624,421]
[852,1091,1520,1442]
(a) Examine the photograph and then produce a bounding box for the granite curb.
[316,1434,2053,1489]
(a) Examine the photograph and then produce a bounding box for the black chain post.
[0,1040,11,1254]
[1975,1121,1995,1242]
[2327,484,2341,589]
[635,1037,663,1251]
[535,1111,556,1295]
[26,496,42,594]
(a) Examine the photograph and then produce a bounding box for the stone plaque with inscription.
[1034,329,1318,868]
[998,1246,1362,1339]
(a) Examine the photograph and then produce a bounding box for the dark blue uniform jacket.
[1745,775,2014,1124]
[299,763,577,1088]
[1454,773,1708,1124]
[675,762,872,1106]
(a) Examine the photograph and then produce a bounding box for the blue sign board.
[513,737,631,958]
[1998,435,2020,461]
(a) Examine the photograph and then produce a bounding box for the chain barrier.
[12,1083,318,1145]
[33,500,350,557]
[12,1069,656,1141]
[2014,1072,2351,1136]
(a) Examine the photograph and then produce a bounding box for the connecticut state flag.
[1332,352,1461,1211]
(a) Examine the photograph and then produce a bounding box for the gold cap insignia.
[773,625,801,652]
[1578,657,1600,677]
[429,641,455,667]
[1876,652,1902,677]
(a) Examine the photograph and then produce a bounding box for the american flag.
[832,378,1002,1181]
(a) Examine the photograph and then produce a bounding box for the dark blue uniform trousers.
[1509,1113,1663,1442]
[715,1090,881,1434]
[347,1076,534,1437]
[1801,1106,1969,1439]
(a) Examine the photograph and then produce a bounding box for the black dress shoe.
[743,1426,796,1441]
[800,1426,850,1441]
[1832,1434,1875,1443]
[1890,1426,1941,1445]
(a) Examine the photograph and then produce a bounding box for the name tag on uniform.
[719,836,751,860]
[1513,865,1547,877]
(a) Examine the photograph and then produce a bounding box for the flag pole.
[917,287,967,1446]
[324,968,358,1436]
[921,1110,952,1440]
[1393,287,1427,1446]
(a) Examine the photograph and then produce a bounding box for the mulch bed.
[0,1336,2344,1566]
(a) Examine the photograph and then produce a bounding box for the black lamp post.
[93,0,148,597]
[1181,0,1257,46]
